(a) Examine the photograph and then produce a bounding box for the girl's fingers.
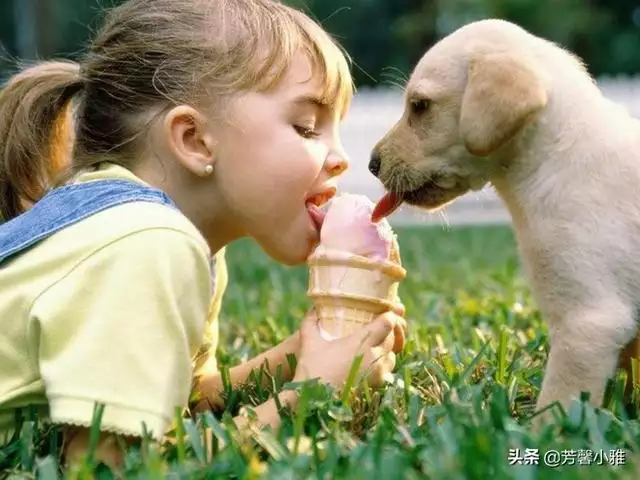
[396,316,407,333]
[386,351,397,372]
[392,321,406,353]
[299,308,320,337]
[382,329,397,354]
[392,302,406,317]
[359,312,396,347]
[374,351,396,382]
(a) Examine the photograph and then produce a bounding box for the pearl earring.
[203,164,214,176]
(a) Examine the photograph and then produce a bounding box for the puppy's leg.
[535,302,637,423]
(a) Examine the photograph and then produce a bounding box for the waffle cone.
[307,238,405,339]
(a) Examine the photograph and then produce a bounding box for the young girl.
[0,0,405,470]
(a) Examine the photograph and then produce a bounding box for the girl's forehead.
[274,52,351,117]
[232,39,352,118]
[280,54,322,91]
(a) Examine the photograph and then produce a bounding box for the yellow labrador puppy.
[370,19,640,419]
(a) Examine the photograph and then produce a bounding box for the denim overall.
[0,178,217,285]
[0,179,178,264]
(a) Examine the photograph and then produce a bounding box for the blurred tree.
[389,1,439,85]
[0,0,638,85]
[11,0,58,59]
[588,0,640,75]
[0,2,16,74]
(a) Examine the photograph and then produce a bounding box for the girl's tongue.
[306,202,326,230]
[371,192,404,223]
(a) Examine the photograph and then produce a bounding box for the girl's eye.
[294,125,320,139]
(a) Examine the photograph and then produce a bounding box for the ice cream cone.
[307,238,406,339]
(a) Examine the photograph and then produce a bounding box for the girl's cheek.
[305,138,330,164]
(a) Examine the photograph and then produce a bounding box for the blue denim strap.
[0,180,177,265]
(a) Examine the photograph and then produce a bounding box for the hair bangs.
[240,5,354,118]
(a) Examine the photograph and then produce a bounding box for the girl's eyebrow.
[291,94,328,110]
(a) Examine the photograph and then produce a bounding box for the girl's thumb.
[300,308,319,337]
[359,312,396,347]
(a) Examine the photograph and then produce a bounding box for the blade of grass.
[85,403,106,469]
[293,382,313,455]
[496,326,509,385]
[341,354,364,406]
[36,455,60,480]
[174,407,187,465]
[183,417,205,464]
[455,342,489,387]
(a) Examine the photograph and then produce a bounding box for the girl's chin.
[255,215,320,265]
[259,235,315,266]
[265,243,311,266]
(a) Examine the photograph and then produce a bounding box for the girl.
[0,0,405,470]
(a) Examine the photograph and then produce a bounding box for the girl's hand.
[390,299,407,353]
[293,308,407,389]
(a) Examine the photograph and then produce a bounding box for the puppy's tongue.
[371,192,404,223]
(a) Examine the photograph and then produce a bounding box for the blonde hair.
[0,0,354,220]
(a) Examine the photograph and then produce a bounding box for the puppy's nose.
[369,151,381,177]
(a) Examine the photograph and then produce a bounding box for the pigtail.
[0,61,83,221]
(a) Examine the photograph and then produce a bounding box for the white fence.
[338,76,640,227]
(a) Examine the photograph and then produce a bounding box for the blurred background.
[1,0,639,226]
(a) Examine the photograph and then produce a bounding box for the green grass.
[3,224,640,478]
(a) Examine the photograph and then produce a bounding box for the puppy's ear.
[460,52,547,157]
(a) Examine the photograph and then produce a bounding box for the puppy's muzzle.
[368,150,381,177]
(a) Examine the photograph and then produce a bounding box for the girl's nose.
[325,152,349,177]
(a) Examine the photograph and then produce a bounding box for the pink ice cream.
[317,194,395,261]
[307,194,405,341]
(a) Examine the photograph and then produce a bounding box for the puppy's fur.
[372,19,640,418]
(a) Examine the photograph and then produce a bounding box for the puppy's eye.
[409,98,430,116]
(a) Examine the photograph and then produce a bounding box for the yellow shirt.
[0,163,227,443]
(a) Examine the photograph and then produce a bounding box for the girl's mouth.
[305,188,336,231]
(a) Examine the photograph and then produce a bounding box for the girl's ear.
[163,105,217,176]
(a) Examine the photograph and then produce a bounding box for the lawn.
[2,224,640,478]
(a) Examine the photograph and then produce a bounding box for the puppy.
[370,19,640,420]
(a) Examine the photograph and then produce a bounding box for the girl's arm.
[63,311,405,472]
[233,389,298,430]
[193,331,300,411]
[62,337,302,472]
[62,390,299,472]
